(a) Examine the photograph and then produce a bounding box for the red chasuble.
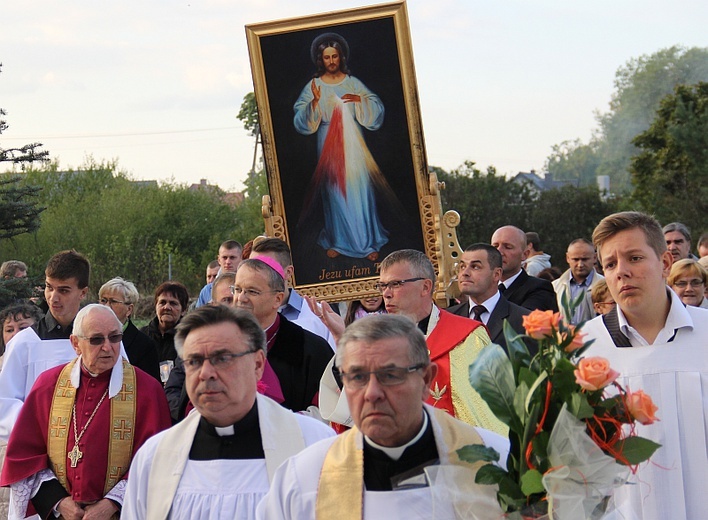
[425,310,482,417]
[0,362,171,509]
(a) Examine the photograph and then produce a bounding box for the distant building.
[189,178,245,208]
[511,170,572,194]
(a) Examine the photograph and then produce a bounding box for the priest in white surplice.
[582,212,708,520]
[257,314,508,520]
[122,305,334,519]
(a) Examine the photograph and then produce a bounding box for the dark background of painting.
[259,16,426,288]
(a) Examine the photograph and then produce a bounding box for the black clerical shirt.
[363,412,438,491]
[189,401,265,460]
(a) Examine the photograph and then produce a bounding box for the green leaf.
[520,402,541,473]
[531,431,550,466]
[475,463,509,485]
[568,392,595,419]
[514,382,530,424]
[614,437,662,465]
[524,371,548,414]
[457,444,500,464]
[561,289,586,322]
[469,344,522,432]
[521,469,545,495]
[504,320,531,369]
[518,367,537,389]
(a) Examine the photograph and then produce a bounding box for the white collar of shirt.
[364,410,428,461]
[618,287,694,347]
[502,269,523,288]
[279,288,302,319]
[468,292,500,325]
[425,305,441,337]
[70,355,125,398]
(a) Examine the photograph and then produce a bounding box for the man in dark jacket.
[448,244,535,355]
[491,226,558,312]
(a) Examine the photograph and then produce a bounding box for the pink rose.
[574,357,620,391]
[626,390,659,425]
[523,310,561,340]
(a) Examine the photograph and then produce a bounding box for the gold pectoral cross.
[68,444,83,468]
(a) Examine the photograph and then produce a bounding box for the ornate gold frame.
[246,1,461,304]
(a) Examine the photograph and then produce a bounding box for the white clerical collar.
[502,269,523,288]
[70,355,124,398]
[364,410,429,461]
[214,425,235,436]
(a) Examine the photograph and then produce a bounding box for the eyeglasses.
[673,279,704,288]
[99,298,128,306]
[77,333,123,346]
[373,278,424,293]
[183,350,257,372]
[229,286,279,298]
[337,364,426,388]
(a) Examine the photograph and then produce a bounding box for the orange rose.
[574,357,620,391]
[626,390,659,425]
[562,325,586,353]
[522,310,561,339]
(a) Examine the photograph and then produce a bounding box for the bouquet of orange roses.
[458,306,660,519]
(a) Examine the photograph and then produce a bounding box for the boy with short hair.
[34,250,90,339]
[583,211,708,519]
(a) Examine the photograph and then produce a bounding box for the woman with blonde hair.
[668,258,708,308]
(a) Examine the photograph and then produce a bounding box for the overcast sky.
[2,0,706,192]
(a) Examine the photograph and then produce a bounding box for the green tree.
[0,63,47,239]
[438,162,535,248]
[237,92,262,174]
[596,46,708,192]
[231,168,267,242]
[235,92,267,239]
[8,158,247,298]
[529,185,619,264]
[0,63,47,304]
[544,139,601,188]
[545,46,708,194]
[237,92,259,138]
[630,82,708,234]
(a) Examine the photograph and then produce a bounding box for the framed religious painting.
[246,1,443,302]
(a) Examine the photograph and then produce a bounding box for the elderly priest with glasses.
[258,314,508,519]
[122,305,334,519]
[0,304,171,520]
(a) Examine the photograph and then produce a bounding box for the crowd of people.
[0,211,704,519]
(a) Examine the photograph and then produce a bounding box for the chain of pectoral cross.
[68,388,109,468]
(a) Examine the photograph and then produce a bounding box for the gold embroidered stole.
[315,406,485,520]
[48,359,137,494]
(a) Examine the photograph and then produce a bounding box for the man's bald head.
[491,226,528,280]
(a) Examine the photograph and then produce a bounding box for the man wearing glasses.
[317,250,506,435]
[232,257,333,413]
[123,305,333,519]
[1,304,170,519]
[258,314,507,519]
